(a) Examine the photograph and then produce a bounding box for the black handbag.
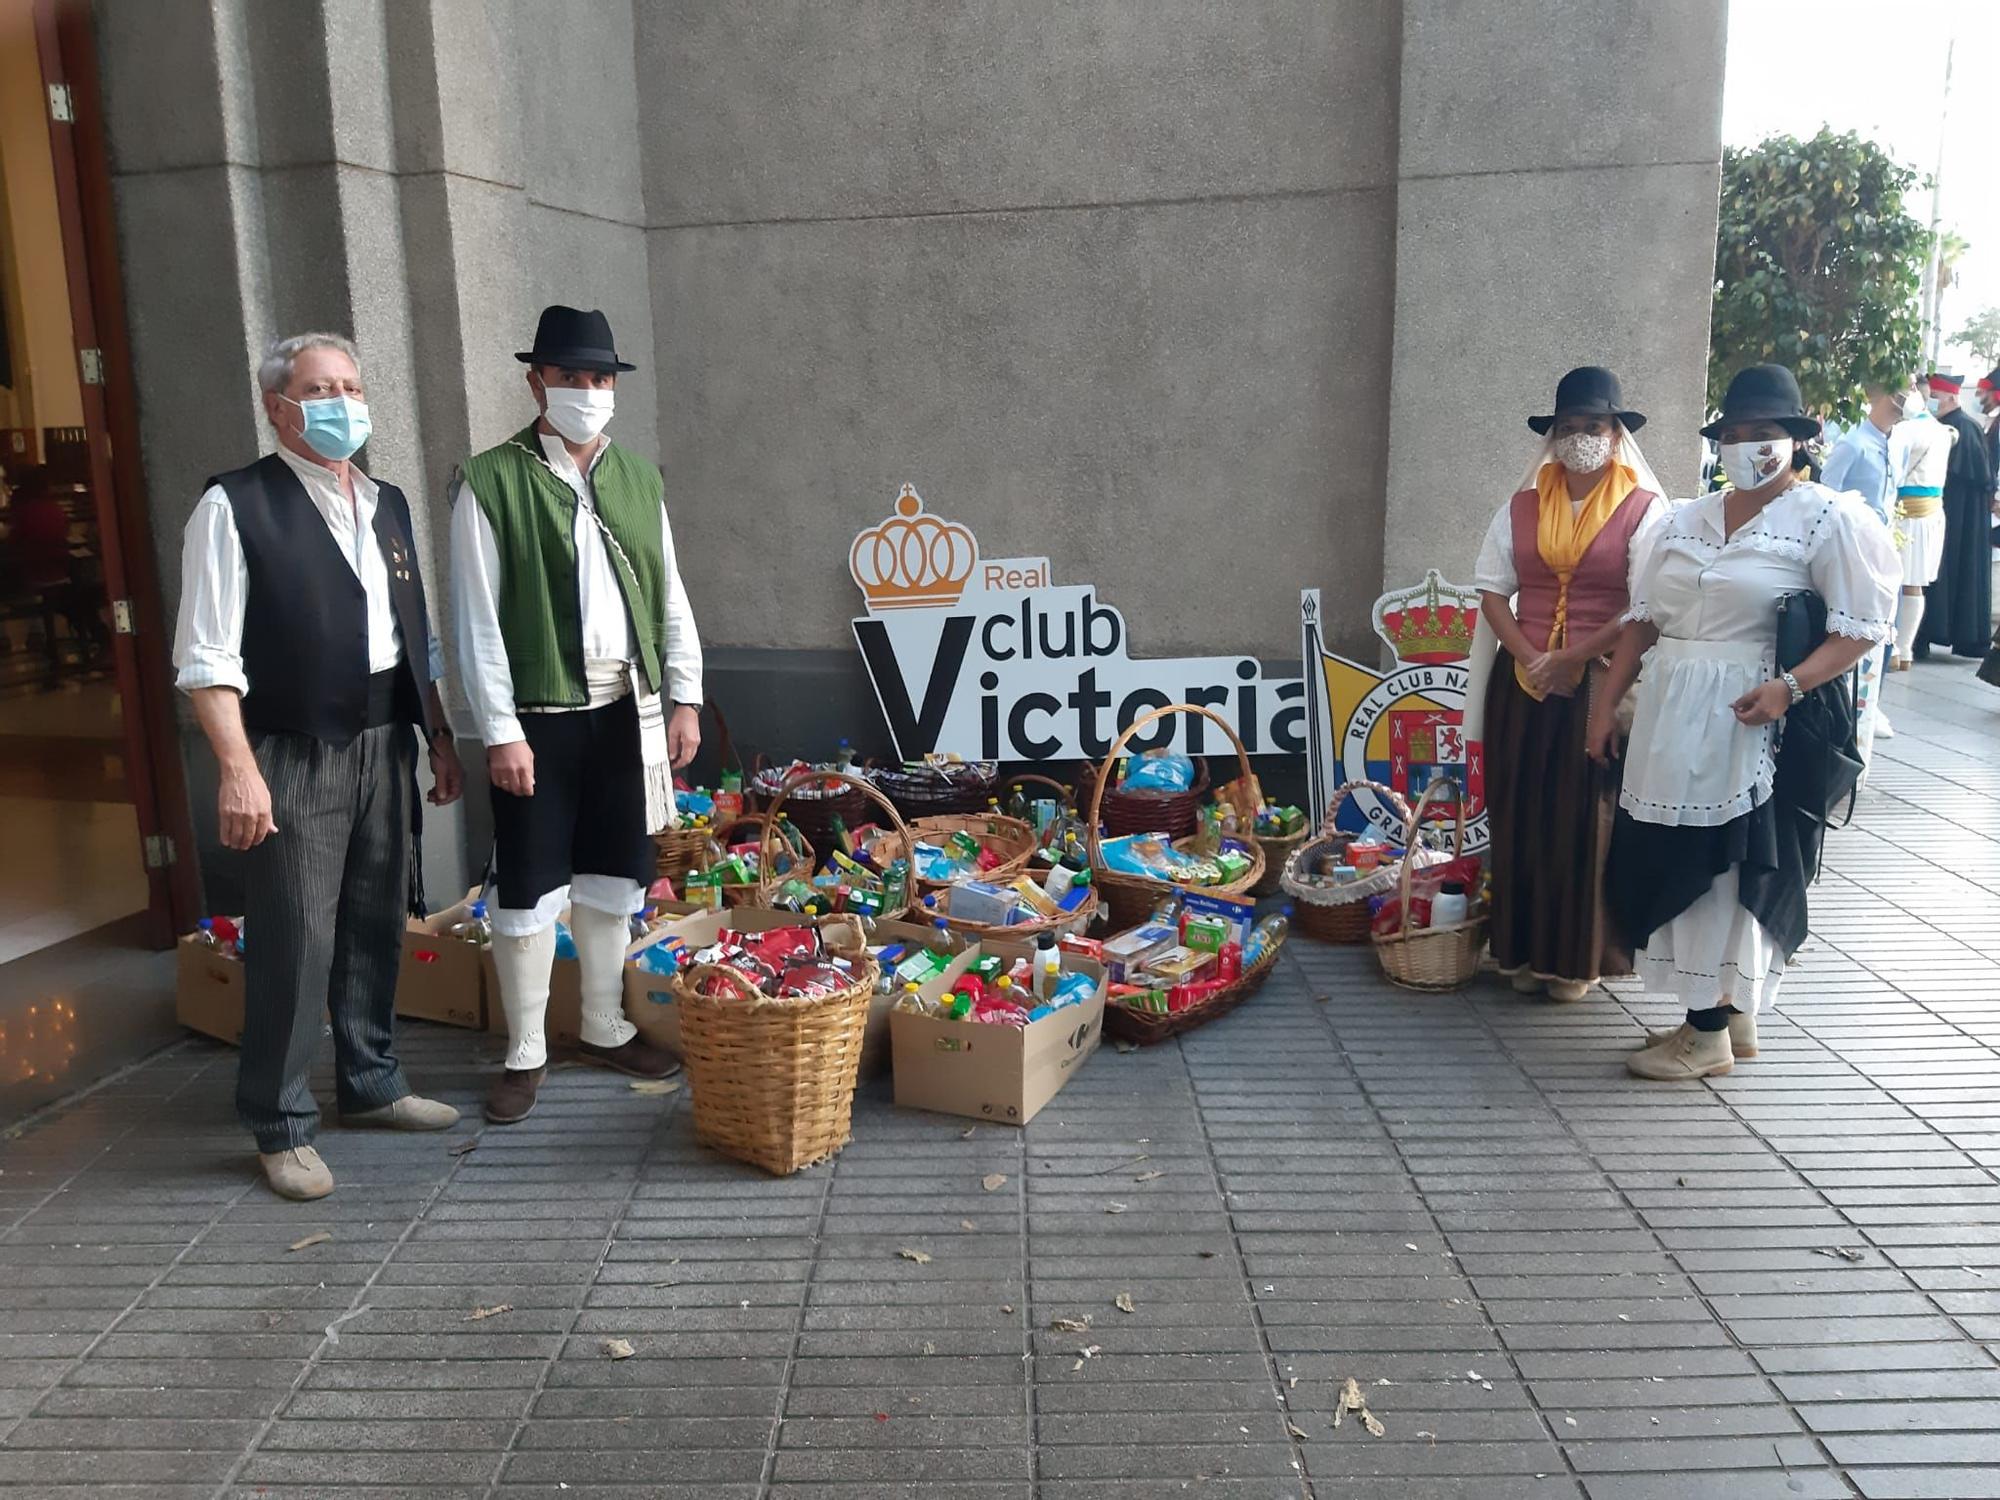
[1771,592,1864,864]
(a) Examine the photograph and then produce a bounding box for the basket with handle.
[1102,928,1285,1046]
[747,756,869,854]
[922,879,1101,943]
[1000,773,1081,850]
[673,953,877,1176]
[886,811,1039,896]
[1077,753,1212,841]
[1211,771,1304,897]
[653,699,742,881]
[757,770,918,921]
[1086,705,1264,930]
[869,759,1001,819]
[705,812,815,909]
[1279,779,1445,944]
[1372,779,1485,992]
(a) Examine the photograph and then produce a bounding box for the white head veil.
[1463,420,1670,741]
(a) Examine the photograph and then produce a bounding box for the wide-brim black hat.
[1699,363,1820,442]
[514,305,636,373]
[1527,366,1646,435]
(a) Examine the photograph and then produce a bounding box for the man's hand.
[667,703,701,769]
[218,758,278,850]
[489,740,535,797]
[1731,679,1794,728]
[428,734,465,806]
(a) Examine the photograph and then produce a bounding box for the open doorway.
[0,0,197,1115]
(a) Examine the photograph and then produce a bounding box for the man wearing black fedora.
[450,305,704,1123]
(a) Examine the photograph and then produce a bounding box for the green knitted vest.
[460,426,668,707]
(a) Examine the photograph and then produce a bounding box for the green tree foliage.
[1710,129,1933,420]
[1955,306,2000,370]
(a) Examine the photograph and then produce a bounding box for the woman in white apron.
[1589,365,1899,1081]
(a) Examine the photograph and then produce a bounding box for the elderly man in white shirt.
[450,306,702,1125]
[173,332,464,1201]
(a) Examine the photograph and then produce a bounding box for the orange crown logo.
[850,485,978,610]
[1372,570,1478,665]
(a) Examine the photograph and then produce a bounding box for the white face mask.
[1719,437,1793,491]
[542,385,615,444]
[1551,430,1615,474]
[1925,391,1950,415]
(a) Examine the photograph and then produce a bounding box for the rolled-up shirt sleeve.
[450,476,525,747]
[172,486,250,695]
[659,504,703,706]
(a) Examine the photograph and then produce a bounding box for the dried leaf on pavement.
[1114,1292,1136,1314]
[1339,1377,1367,1411]
[466,1303,512,1321]
[1113,1039,1137,1053]
[1813,1246,1866,1262]
[981,1173,1008,1192]
[629,1077,682,1095]
[288,1232,332,1252]
[1287,1422,1309,1440]
[1105,1202,1128,1215]
[603,1338,635,1360]
[897,1247,932,1264]
[1051,1315,1093,1333]
[448,1138,479,1156]
[1360,1409,1385,1438]
[1134,1170,1165,1182]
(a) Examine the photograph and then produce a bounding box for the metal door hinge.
[80,347,105,385]
[144,834,177,869]
[48,84,73,123]
[112,598,136,634]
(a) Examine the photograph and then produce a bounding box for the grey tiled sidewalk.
[3,664,1999,1499]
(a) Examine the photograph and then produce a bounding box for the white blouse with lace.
[1619,482,1899,829]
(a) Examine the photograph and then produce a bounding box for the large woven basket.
[1103,936,1283,1046]
[869,760,1000,819]
[654,700,742,880]
[1213,772,1302,897]
[707,813,814,909]
[674,956,878,1176]
[1001,773,1080,850]
[925,881,1100,942]
[758,770,918,921]
[748,758,868,855]
[1077,754,1212,841]
[1086,705,1264,930]
[1373,781,1485,993]
[1280,780,1444,945]
[893,811,1038,895]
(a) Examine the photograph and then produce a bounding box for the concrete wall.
[95,0,1725,899]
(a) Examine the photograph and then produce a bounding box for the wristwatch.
[1779,670,1805,707]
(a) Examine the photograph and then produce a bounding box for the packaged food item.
[1179,889,1254,947]
[946,880,1018,928]
[1348,832,1387,873]
[1144,946,1215,984]
[1120,751,1196,792]
[1102,922,1178,983]
[1182,915,1231,955]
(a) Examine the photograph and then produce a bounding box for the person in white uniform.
[1887,397,1953,670]
[1589,365,1899,1081]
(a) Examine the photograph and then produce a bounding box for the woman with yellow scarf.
[1473,368,1669,1002]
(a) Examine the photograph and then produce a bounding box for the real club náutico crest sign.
[847,484,1305,762]
[1300,573,1490,852]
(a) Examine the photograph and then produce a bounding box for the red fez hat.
[1926,372,1963,393]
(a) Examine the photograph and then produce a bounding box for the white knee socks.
[1894,593,1926,660]
[493,924,557,1071]
[571,902,638,1050]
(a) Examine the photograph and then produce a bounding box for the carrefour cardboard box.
[624,907,895,1077]
[889,938,1105,1126]
[176,935,245,1045]
[397,890,486,1029]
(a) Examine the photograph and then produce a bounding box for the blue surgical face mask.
[285,394,371,460]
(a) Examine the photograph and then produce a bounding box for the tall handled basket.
[1372,780,1485,993]
[757,770,919,921]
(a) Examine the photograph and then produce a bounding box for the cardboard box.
[397,892,487,1029]
[624,907,897,1078]
[176,935,245,1045]
[889,938,1105,1125]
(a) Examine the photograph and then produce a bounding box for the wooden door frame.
[31,0,199,943]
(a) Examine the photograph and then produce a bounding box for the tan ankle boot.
[1627,1024,1733,1081]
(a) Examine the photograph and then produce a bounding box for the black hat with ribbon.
[1527,366,1647,435]
[1699,363,1820,442]
[514,305,636,373]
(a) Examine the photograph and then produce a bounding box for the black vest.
[210,453,437,746]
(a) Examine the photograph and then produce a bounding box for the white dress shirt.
[450,429,703,748]
[173,444,445,696]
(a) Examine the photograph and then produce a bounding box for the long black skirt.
[1483,655,1630,982]
[1604,794,1810,964]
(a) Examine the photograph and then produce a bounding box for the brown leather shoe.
[577,1037,682,1080]
[484,1066,547,1124]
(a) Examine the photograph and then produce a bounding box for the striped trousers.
[237,724,414,1151]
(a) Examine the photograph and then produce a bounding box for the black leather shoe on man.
[578,1037,681,1080]
[484,1065,547,1124]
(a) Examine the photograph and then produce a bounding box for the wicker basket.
[757,770,918,921]
[1086,705,1264,930]
[1078,754,1212,841]
[924,881,1100,942]
[1103,937,1283,1046]
[1280,780,1446,945]
[748,757,868,855]
[653,700,743,880]
[869,760,1000,819]
[706,813,814,909]
[675,956,877,1176]
[1373,781,1486,993]
[890,811,1039,895]
[1001,773,1080,850]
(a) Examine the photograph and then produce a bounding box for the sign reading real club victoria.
[848,485,1305,761]
[1300,575,1490,853]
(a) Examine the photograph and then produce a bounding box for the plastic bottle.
[1034,932,1061,1001]
[1243,909,1291,967]
[194,917,219,949]
[931,917,961,958]
[450,900,492,948]
[834,738,857,772]
[1430,881,1469,928]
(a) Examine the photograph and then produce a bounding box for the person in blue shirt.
[1820,383,1910,764]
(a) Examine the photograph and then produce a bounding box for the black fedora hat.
[515,305,636,373]
[1527,366,1646,435]
[1700,363,1820,442]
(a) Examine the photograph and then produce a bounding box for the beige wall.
[0,0,84,441]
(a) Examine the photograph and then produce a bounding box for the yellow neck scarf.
[1513,458,1637,699]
